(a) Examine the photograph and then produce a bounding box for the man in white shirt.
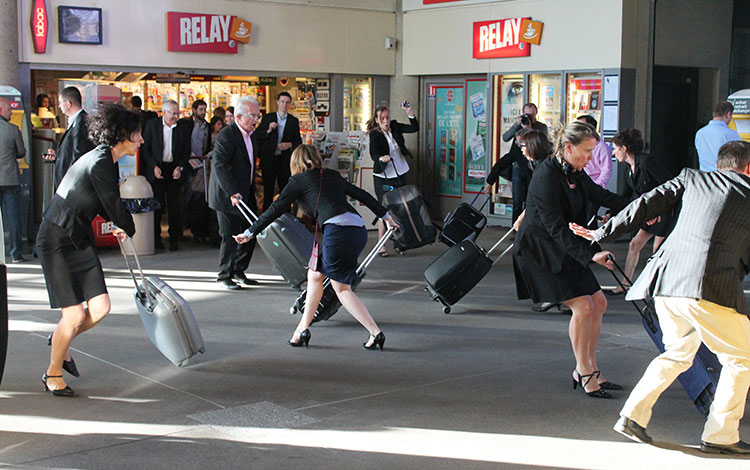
[141,100,190,250]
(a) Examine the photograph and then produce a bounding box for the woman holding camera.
[513,121,628,398]
[607,128,675,294]
[235,145,399,350]
[366,100,418,256]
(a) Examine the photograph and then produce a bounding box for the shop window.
[528,73,562,128]
[566,72,603,128]
[343,76,372,131]
[488,74,524,217]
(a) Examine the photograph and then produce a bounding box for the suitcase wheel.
[396,249,405,256]
[443,306,451,314]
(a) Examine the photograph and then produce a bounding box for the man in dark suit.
[208,97,261,290]
[141,99,190,250]
[255,91,302,211]
[42,87,95,190]
[572,140,750,455]
[178,99,211,158]
[129,95,157,131]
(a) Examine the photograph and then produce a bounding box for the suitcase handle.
[235,197,258,224]
[357,226,396,276]
[486,226,514,256]
[605,254,658,333]
[468,192,491,211]
[117,237,155,306]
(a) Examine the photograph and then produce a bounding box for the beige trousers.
[621,296,750,445]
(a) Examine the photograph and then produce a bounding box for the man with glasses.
[141,99,191,250]
[208,97,261,290]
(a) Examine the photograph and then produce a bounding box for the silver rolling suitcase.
[119,238,205,366]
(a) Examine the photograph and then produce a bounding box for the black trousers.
[511,164,530,224]
[151,163,183,243]
[216,203,257,281]
[262,154,291,211]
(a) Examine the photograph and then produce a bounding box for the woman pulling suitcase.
[36,104,140,396]
[512,121,629,398]
[234,145,399,350]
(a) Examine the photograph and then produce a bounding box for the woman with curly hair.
[36,104,140,396]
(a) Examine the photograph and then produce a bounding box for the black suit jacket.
[255,112,302,167]
[514,157,629,273]
[208,123,258,214]
[622,152,674,199]
[54,110,95,190]
[44,145,135,248]
[178,116,211,156]
[368,117,419,174]
[141,117,191,183]
[247,168,387,236]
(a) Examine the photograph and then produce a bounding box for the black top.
[44,145,135,248]
[54,110,95,190]
[141,117,191,182]
[208,123,258,214]
[514,157,629,272]
[368,117,419,174]
[248,168,387,236]
[254,112,303,164]
[622,152,673,199]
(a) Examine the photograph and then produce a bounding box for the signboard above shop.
[472,17,543,59]
[166,12,252,54]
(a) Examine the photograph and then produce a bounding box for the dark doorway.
[650,66,699,175]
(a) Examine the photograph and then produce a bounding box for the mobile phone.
[402,100,410,108]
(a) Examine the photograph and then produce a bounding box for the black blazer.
[44,145,135,248]
[622,152,673,199]
[141,117,191,183]
[208,123,258,214]
[514,157,629,273]
[54,110,95,190]
[368,117,419,174]
[248,168,387,236]
[178,116,211,156]
[255,112,302,166]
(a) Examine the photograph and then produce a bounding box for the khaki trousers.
[621,296,750,445]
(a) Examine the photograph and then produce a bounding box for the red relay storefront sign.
[167,12,240,54]
[473,17,530,59]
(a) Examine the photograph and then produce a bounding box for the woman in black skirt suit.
[607,128,675,294]
[513,121,629,398]
[36,104,139,396]
[235,145,399,350]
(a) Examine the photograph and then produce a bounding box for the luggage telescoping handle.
[356,226,396,276]
[605,254,658,333]
[235,197,259,224]
[468,191,492,211]
[117,237,155,306]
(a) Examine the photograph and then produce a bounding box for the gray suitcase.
[237,199,314,290]
[119,239,205,366]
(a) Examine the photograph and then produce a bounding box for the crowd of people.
[3,88,750,455]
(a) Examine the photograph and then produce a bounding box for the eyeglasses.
[241,113,261,120]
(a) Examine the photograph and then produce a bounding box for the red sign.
[167,12,239,54]
[30,0,48,54]
[473,17,531,59]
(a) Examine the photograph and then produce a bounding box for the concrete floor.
[1,226,748,469]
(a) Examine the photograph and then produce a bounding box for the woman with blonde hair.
[235,145,399,350]
[512,121,629,398]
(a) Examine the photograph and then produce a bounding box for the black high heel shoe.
[288,329,311,348]
[42,373,76,397]
[573,370,612,398]
[363,332,385,351]
[595,370,623,390]
[48,333,80,377]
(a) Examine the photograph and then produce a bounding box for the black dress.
[36,145,135,308]
[622,153,676,237]
[513,157,629,303]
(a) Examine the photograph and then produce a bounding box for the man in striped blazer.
[571,140,750,455]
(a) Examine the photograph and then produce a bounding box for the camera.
[520,114,531,126]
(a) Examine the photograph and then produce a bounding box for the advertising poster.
[496,77,525,199]
[434,86,464,197]
[464,79,488,193]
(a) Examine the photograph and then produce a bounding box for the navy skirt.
[319,224,368,285]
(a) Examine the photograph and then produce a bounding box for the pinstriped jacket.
[593,168,750,316]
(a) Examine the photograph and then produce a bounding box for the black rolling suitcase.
[438,193,489,247]
[424,227,514,314]
[237,199,314,290]
[380,166,436,253]
[290,227,395,323]
[607,255,722,416]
